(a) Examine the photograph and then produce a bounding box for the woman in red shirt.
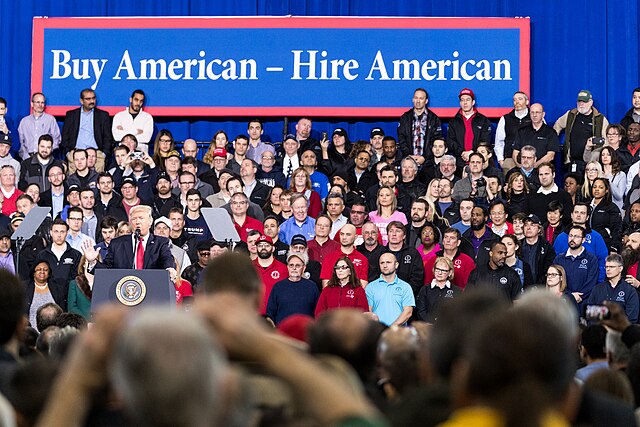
[315,256,368,316]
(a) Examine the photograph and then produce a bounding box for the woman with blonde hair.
[368,185,407,245]
[581,161,603,200]
[416,257,461,323]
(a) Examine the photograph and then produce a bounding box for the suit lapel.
[143,235,154,268]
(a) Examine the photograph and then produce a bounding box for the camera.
[130,151,144,161]
[592,137,605,148]
[585,304,611,321]
[321,131,328,140]
[475,178,486,188]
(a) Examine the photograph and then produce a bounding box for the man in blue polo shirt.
[586,253,639,323]
[366,252,414,326]
[279,193,316,244]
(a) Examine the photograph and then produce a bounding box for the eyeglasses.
[351,210,366,215]
[335,265,349,271]
[159,138,172,143]
[545,272,562,277]
[180,181,195,185]
[434,267,450,273]
[231,201,247,205]
[288,263,304,269]
[68,217,83,221]
[491,211,505,215]
[585,168,599,172]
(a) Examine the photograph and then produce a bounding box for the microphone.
[134,228,142,241]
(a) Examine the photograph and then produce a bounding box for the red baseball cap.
[459,88,475,100]
[212,148,227,158]
[256,234,273,245]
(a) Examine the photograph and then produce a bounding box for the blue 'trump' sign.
[32,16,530,117]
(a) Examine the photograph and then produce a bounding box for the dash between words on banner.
[50,49,513,90]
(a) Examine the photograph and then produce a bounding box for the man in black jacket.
[446,88,492,165]
[386,221,424,297]
[61,88,114,166]
[397,88,442,162]
[467,241,523,302]
[521,214,556,286]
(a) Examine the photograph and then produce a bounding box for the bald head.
[627,232,640,251]
[182,139,199,158]
[339,224,357,248]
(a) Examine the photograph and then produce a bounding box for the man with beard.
[623,232,640,291]
[357,221,386,282]
[553,203,608,281]
[406,199,429,248]
[347,150,378,199]
[466,241,522,302]
[553,225,600,306]
[495,91,531,175]
[621,87,640,130]
[112,89,154,154]
[554,90,608,175]
[435,179,460,225]
[380,136,402,169]
[19,134,62,192]
[253,234,288,315]
[386,221,424,297]
[93,172,126,223]
[423,228,475,289]
[152,172,180,218]
[39,163,67,219]
[180,240,209,292]
[462,206,500,267]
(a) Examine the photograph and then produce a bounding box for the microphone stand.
[133,228,141,269]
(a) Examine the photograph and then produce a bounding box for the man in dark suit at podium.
[82,205,177,280]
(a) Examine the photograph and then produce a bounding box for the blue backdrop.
[0,0,639,149]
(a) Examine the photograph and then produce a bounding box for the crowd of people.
[1,84,640,425]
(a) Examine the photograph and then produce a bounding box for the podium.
[91,269,176,313]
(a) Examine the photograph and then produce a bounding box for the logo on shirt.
[499,277,507,285]
[579,259,588,269]
[352,258,362,267]
[585,234,592,244]
[347,289,355,299]
[454,259,462,268]
[617,290,626,302]
[515,267,523,276]
[63,257,74,264]
[445,289,454,298]
[271,271,281,280]
[404,255,412,264]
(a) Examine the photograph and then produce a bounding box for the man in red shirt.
[230,192,263,242]
[321,224,369,288]
[253,234,288,314]
[307,214,340,263]
[424,227,475,289]
[624,232,640,288]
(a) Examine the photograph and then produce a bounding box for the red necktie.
[136,237,144,269]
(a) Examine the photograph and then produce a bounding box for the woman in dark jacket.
[589,177,622,252]
[504,170,529,220]
[25,260,68,328]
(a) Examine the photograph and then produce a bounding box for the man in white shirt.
[112,89,154,153]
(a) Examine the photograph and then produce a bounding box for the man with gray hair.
[513,102,559,168]
[586,253,639,323]
[506,145,541,191]
[266,251,319,325]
